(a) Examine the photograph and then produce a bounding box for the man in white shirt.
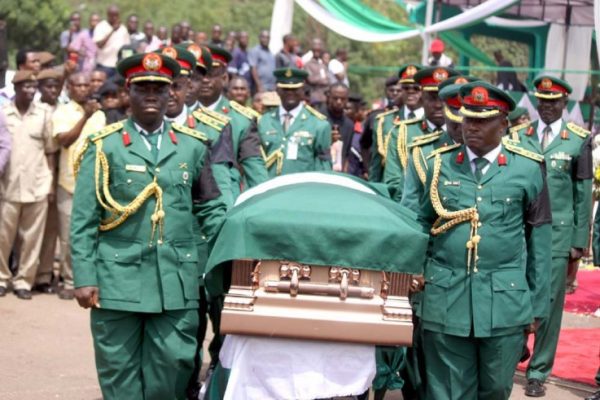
[93,5,131,78]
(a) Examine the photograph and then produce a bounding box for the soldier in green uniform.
[402,76,480,211]
[514,76,593,397]
[359,76,401,179]
[196,45,268,198]
[396,76,478,400]
[70,53,229,400]
[369,64,423,183]
[149,45,239,398]
[258,67,332,177]
[384,66,458,201]
[415,81,551,400]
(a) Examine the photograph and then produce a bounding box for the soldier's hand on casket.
[75,286,100,309]
[409,275,425,293]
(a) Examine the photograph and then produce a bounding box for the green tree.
[0,0,70,65]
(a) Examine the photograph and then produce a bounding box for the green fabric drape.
[319,0,413,33]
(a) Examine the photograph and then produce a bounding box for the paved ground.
[0,292,596,400]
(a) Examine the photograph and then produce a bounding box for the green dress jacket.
[384,118,442,201]
[416,143,552,337]
[513,120,593,256]
[199,97,268,198]
[258,104,332,177]
[71,118,228,313]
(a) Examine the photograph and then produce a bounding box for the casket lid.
[205,172,429,294]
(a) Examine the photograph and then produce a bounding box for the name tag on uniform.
[286,139,298,160]
[443,180,461,186]
[125,164,147,173]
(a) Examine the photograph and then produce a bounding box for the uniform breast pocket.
[111,170,150,202]
[438,185,461,210]
[548,157,571,176]
[490,187,523,225]
[262,130,280,149]
[169,170,192,210]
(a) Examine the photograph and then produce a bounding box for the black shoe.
[0,286,7,297]
[525,379,546,397]
[58,288,75,300]
[32,283,55,294]
[14,289,32,300]
[586,389,600,400]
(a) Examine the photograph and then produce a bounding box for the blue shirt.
[248,45,276,91]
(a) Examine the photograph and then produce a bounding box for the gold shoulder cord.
[376,116,387,161]
[412,146,427,184]
[429,154,480,273]
[397,123,408,170]
[260,147,284,176]
[94,140,165,244]
[71,138,90,177]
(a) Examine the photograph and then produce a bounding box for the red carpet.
[564,269,600,315]
[518,328,599,385]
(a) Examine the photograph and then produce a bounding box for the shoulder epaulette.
[426,143,461,159]
[90,121,124,142]
[200,107,231,124]
[566,122,590,139]
[399,116,422,126]
[503,140,544,162]
[509,121,531,134]
[172,123,209,142]
[304,104,327,120]
[407,131,443,148]
[230,100,260,120]
[192,110,225,132]
[375,107,398,119]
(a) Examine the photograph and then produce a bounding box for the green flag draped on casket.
[205,172,429,296]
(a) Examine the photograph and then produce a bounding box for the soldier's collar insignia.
[222,106,229,114]
[122,130,131,146]
[179,163,188,169]
[560,129,569,140]
[456,151,464,164]
[526,126,535,136]
[498,153,507,166]
[142,53,163,71]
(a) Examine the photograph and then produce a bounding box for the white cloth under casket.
[220,335,376,400]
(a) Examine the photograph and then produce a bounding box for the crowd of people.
[0,4,598,400]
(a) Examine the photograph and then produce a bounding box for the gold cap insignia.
[472,86,489,105]
[142,53,162,71]
[285,68,293,78]
[161,47,178,60]
[455,77,468,84]
[433,68,449,82]
[541,78,553,90]
[406,65,417,77]
[187,44,201,60]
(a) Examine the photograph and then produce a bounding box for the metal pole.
[421,0,435,66]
